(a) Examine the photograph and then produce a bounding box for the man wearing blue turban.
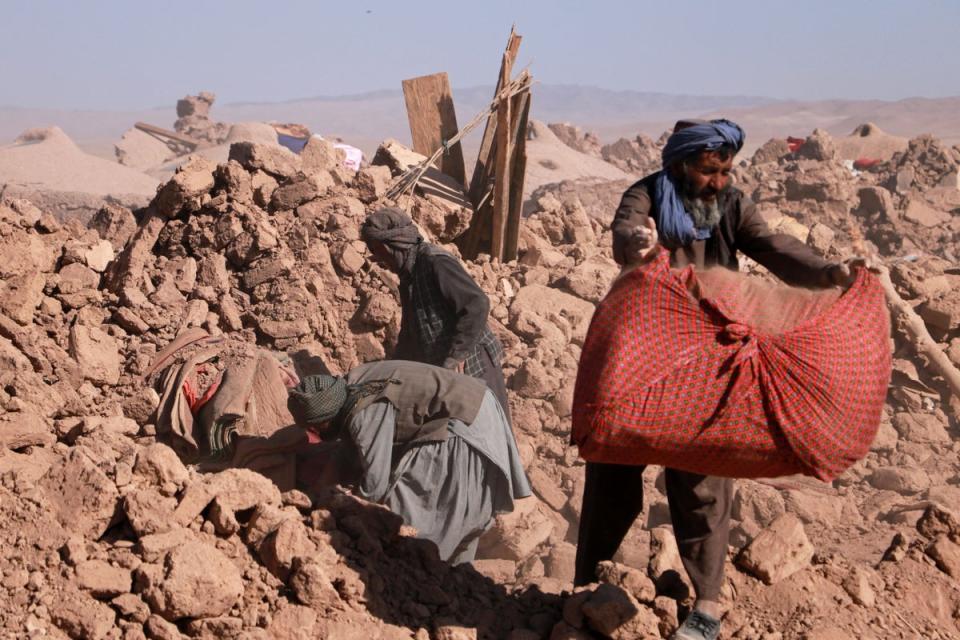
[577,119,864,640]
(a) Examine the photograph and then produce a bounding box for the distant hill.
[2,86,958,160]
[703,97,960,151]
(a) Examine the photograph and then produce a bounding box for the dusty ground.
[0,123,958,639]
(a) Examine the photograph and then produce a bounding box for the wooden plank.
[467,27,521,206]
[401,72,466,187]
[456,143,496,259]
[504,86,531,261]
[134,122,199,149]
[490,54,514,261]
[458,27,522,259]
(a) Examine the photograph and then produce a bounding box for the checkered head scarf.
[288,373,403,430]
[288,375,348,426]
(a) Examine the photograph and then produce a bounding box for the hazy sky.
[2,0,958,110]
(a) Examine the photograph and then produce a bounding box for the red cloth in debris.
[182,367,223,417]
[572,251,891,481]
[786,136,805,153]
[853,157,882,170]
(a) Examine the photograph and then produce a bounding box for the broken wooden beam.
[468,27,522,208]
[402,72,466,187]
[504,86,531,262]
[134,122,199,149]
[490,52,515,261]
[458,26,523,260]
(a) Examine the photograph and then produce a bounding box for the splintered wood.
[458,26,530,262]
[401,72,466,186]
[490,54,514,261]
[394,26,531,263]
[505,87,531,260]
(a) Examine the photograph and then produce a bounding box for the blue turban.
[654,119,745,248]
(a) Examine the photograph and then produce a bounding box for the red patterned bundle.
[572,251,891,481]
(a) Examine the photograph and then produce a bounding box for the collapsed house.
[0,114,958,638]
[1,27,959,639]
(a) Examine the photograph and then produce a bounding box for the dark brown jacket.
[344,360,487,446]
[612,172,833,288]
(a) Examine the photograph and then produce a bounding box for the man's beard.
[679,175,728,229]
[681,195,722,229]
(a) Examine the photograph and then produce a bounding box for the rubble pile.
[525,177,634,221]
[599,132,664,176]
[174,93,230,146]
[0,123,959,638]
[547,122,664,177]
[546,124,602,157]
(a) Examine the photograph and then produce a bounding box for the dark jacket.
[344,360,487,446]
[612,172,833,287]
[395,243,503,376]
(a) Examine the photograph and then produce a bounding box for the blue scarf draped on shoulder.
[654,119,745,248]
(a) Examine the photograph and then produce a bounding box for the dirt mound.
[0,122,958,638]
[115,128,179,172]
[0,126,159,220]
[836,122,909,163]
[524,121,631,199]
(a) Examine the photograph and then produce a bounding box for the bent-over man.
[288,359,531,564]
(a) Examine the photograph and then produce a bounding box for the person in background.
[361,207,511,421]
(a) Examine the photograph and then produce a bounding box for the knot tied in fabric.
[720,322,751,342]
[718,322,761,372]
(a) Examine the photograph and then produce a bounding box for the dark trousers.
[574,461,733,601]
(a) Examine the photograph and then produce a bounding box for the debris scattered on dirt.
[0,118,958,639]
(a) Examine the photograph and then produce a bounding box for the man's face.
[366,241,398,271]
[679,151,734,202]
